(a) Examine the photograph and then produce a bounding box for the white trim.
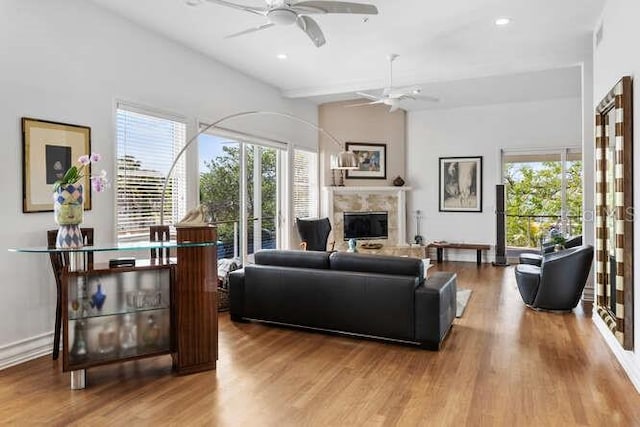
[501,146,582,155]
[115,100,187,123]
[593,312,640,393]
[0,332,52,370]
[199,123,288,151]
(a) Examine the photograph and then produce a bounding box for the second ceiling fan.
[199,0,379,47]
[350,54,439,112]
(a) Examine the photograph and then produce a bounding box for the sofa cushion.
[254,249,330,269]
[329,252,423,278]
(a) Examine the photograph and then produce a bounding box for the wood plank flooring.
[1,262,640,426]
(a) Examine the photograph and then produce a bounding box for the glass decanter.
[119,314,138,351]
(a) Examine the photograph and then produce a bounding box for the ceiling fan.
[192,0,379,47]
[349,54,439,112]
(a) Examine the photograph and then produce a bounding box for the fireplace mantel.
[324,186,412,193]
[322,186,411,249]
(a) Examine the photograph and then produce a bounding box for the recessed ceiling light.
[186,0,202,6]
[495,17,512,26]
[277,53,288,60]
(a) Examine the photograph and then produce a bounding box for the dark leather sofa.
[515,244,594,311]
[229,250,457,350]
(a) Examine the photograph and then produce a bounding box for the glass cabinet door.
[64,265,172,370]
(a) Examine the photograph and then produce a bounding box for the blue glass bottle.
[90,283,106,310]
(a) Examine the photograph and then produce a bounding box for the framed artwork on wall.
[345,142,387,179]
[22,117,92,213]
[439,156,482,212]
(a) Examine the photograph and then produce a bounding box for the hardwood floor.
[1,262,639,426]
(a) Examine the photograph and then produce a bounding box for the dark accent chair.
[519,235,583,266]
[295,217,334,251]
[47,228,94,360]
[515,245,594,311]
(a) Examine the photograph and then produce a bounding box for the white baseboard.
[0,332,53,370]
[593,313,640,393]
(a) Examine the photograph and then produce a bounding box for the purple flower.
[90,170,109,193]
[78,155,91,165]
[56,152,107,191]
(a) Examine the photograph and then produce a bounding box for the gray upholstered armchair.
[515,245,594,311]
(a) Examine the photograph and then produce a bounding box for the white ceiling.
[88,0,604,109]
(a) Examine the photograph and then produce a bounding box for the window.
[293,149,318,219]
[502,149,582,249]
[116,103,187,242]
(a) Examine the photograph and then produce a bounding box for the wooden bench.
[427,242,491,266]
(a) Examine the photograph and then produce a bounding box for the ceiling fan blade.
[292,1,378,14]
[345,100,383,108]
[225,23,275,38]
[205,0,267,16]
[386,92,410,99]
[414,95,440,102]
[355,91,380,101]
[296,15,326,47]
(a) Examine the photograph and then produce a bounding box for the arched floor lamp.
[159,111,357,225]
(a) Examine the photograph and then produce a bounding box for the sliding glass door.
[199,131,284,264]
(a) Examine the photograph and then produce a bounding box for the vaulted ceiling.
[89,0,604,109]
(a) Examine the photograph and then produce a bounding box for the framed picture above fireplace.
[345,142,387,179]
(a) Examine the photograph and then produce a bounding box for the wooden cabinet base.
[173,226,218,374]
[172,359,217,375]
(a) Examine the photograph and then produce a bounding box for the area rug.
[457,288,472,318]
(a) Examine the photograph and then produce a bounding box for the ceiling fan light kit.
[204,0,378,47]
[268,8,298,25]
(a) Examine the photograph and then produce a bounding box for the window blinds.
[116,105,187,241]
[293,149,318,219]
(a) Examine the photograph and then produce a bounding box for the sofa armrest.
[414,272,456,349]
[229,268,246,321]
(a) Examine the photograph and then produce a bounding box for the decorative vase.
[53,184,84,248]
[142,314,160,348]
[90,283,106,311]
[554,244,565,252]
[347,238,358,253]
[97,321,117,354]
[393,176,405,187]
[119,314,138,351]
[70,320,88,360]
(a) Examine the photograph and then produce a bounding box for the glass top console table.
[9,226,219,390]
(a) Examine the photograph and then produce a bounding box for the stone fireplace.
[322,186,410,251]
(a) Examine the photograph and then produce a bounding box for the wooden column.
[173,226,218,374]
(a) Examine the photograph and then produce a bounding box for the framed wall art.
[22,117,92,213]
[439,156,482,212]
[345,142,387,179]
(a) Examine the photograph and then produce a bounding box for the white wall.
[406,98,581,261]
[592,0,640,392]
[0,0,316,366]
